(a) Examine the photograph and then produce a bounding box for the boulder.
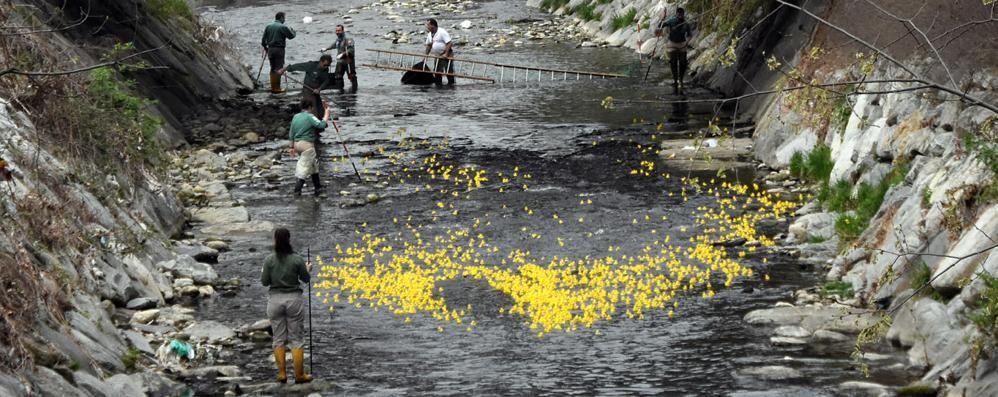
[786,212,837,244]
[73,372,115,397]
[157,306,196,326]
[157,255,218,284]
[32,366,88,397]
[127,297,159,310]
[106,373,148,396]
[190,206,250,225]
[812,329,850,343]
[0,372,28,397]
[770,336,808,346]
[183,320,236,343]
[123,330,156,356]
[204,239,231,252]
[200,220,275,237]
[838,381,891,397]
[774,325,811,338]
[174,241,220,263]
[931,205,998,293]
[744,305,879,334]
[187,365,242,378]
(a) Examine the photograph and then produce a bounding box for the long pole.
[307,245,313,374]
[256,48,267,83]
[330,119,364,183]
[643,47,658,81]
[280,72,363,182]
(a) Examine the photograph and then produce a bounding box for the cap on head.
[276,12,285,21]
[300,99,313,111]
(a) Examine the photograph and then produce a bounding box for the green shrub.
[820,281,854,299]
[147,0,193,21]
[574,4,602,21]
[971,273,998,342]
[835,214,866,242]
[805,144,834,182]
[67,67,163,182]
[121,348,140,372]
[611,8,638,30]
[822,180,853,212]
[896,382,937,397]
[789,152,806,179]
[540,0,570,11]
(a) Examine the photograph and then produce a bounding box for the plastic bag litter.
[302,16,314,24]
[156,339,221,371]
[704,138,718,148]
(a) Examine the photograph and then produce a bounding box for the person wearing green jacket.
[262,12,296,93]
[289,99,330,196]
[280,54,333,119]
[261,227,314,383]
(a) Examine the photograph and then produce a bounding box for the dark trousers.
[433,57,455,85]
[268,47,285,73]
[334,59,357,86]
[668,49,688,84]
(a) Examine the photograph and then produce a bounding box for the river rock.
[786,212,836,243]
[174,241,220,263]
[739,365,804,380]
[33,366,88,397]
[744,305,879,334]
[132,309,161,324]
[73,371,115,397]
[157,306,196,326]
[838,381,891,397]
[191,206,250,224]
[174,278,194,288]
[188,365,242,378]
[200,220,276,237]
[157,255,218,284]
[204,239,231,252]
[191,149,226,172]
[812,329,850,343]
[242,131,263,144]
[770,336,808,346]
[183,320,236,343]
[930,205,998,293]
[123,330,155,356]
[774,325,811,338]
[126,297,159,310]
[0,372,27,397]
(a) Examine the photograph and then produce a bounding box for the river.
[189,0,906,395]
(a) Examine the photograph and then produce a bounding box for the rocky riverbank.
[533,0,998,395]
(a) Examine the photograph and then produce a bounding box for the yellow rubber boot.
[270,73,286,94]
[292,347,313,383]
[274,346,288,383]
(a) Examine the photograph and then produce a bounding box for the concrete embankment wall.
[532,0,998,394]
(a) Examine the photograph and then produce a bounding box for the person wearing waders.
[262,12,296,93]
[656,7,693,89]
[321,24,358,90]
[261,227,314,384]
[425,18,455,86]
[280,54,334,119]
[289,99,330,196]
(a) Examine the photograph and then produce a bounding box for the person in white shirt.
[424,18,455,85]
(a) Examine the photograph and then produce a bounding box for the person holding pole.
[321,24,358,90]
[424,18,455,86]
[655,7,693,89]
[279,54,334,119]
[261,227,314,384]
[289,99,330,196]
[262,12,297,93]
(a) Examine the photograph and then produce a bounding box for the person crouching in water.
[289,99,330,196]
[280,54,333,120]
[261,227,314,383]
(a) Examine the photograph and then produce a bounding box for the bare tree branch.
[883,242,998,315]
[0,46,167,78]
[860,0,959,90]
[775,0,997,115]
